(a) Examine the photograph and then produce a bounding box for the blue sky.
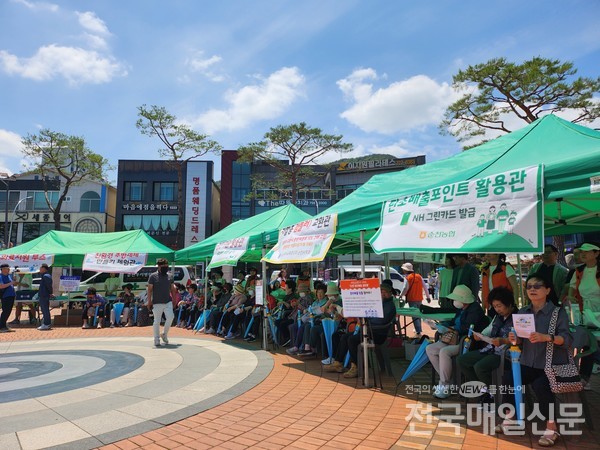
[1,0,599,183]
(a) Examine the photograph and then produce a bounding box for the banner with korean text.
[207,236,249,270]
[340,278,383,318]
[83,253,147,274]
[262,214,337,263]
[0,254,54,272]
[370,166,543,253]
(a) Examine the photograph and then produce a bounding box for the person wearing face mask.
[147,258,178,347]
[425,285,488,399]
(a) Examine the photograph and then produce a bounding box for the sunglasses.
[526,283,545,290]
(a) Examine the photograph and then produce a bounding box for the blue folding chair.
[112,303,125,326]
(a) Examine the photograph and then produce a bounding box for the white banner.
[59,276,81,292]
[83,252,147,274]
[370,166,543,254]
[207,236,249,270]
[340,279,383,318]
[262,214,337,264]
[0,254,54,272]
[255,279,264,306]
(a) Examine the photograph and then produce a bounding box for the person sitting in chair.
[82,288,107,329]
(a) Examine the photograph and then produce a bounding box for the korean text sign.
[83,253,147,274]
[370,166,543,253]
[207,236,250,269]
[340,278,384,318]
[262,213,337,263]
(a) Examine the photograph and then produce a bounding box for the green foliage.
[21,129,111,229]
[441,57,600,146]
[238,122,352,202]
[136,105,222,161]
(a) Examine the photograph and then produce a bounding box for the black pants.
[500,365,554,420]
[0,295,15,329]
[335,331,361,365]
[39,296,51,326]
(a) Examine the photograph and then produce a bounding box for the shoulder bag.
[544,307,583,394]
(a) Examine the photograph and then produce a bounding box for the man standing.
[0,264,17,332]
[37,263,53,330]
[530,244,568,304]
[400,262,431,336]
[450,254,481,301]
[147,258,177,347]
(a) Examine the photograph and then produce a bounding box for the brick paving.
[2,321,600,449]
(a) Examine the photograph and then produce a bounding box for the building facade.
[0,173,116,246]
[115,160,218,249]
[220,150,426,228]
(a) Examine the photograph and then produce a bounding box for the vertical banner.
[83,253,147,274]
[184,161,209,248]
[207,236,249,270]
[370,166,543,253]
[262,213,337,263]
[340,279,383,318]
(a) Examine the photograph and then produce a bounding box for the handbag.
[544,307,583,394]
[440,328,459,345]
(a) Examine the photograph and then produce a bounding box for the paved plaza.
[1,326,599,450]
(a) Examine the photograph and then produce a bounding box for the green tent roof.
[319,115,600,252]
[0,229,174,266]
[175,204,312,264]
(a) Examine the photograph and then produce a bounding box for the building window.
[0,192,20,212]
[74,217,102,233]
[80,191,101,212]
[26,191,59,210]
[22,223,69,242]
[153,182,177,201]
[122,214,179,235]
[124,182,146,201]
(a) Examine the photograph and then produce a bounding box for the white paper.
[473,331,495,345]
[513,313,536,338]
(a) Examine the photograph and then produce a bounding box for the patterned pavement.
[1,323,599,450]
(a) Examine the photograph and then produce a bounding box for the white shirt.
[570,266,600,312]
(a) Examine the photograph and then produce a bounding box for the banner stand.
[360,230,371,388]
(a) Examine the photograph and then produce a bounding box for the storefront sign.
[121,203,177,211]
[82,252,147,274]
[184,161,209,247]
[337,157,420,173]
[13,212,71,223]
[370,166,543,253]
[262,213,337,263]
[340,278,383,318]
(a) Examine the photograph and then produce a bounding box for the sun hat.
[446,285,475,304]
[401,262,414,272]
[233,283,246,295]
[211,283,222,292]
[580,243,600,251]
[326,282,340,296]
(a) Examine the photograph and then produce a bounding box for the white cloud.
[193,67,305,133]
[0,129,22,157]
[11,0,58,12]
[76,11,110,36]
[185,52,224,82]
[338,69,461,134]
[0,44,126,85]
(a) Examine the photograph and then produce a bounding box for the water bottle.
[462,324,474,354]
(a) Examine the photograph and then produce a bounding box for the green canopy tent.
[0,229,174,266]
[174,204,312,264]
[317,115,600,253]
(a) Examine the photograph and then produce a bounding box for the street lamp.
[8,196,33,247]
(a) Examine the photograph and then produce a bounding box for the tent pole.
[384,253,390,279]
[516,253,524,308]
[360,230,370,388]
[203,257,209,333]
[262,247,268,351]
